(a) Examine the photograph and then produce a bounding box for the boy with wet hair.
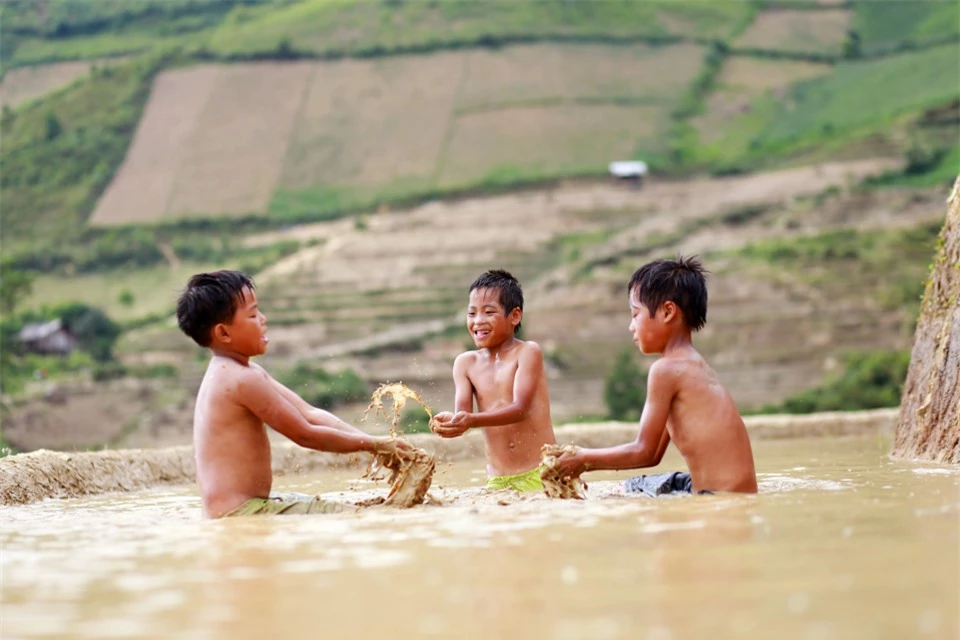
[177,270,411,518]
[552,257,757,495]
[432,269,557,491]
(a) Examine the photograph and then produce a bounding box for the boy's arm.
[440,343,543,433]
[554,360,675,476]
[265,372,366,436]
[432,353,475,437]
[237,368,401,454]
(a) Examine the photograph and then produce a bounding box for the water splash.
[362,382,434,438]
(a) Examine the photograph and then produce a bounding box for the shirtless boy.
[176,270,410,518]
[432,270,557,491]
[553,257,757,495]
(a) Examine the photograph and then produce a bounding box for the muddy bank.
[0,409,898,506]
[894,177,960,464]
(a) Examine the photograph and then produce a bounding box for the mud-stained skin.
[540,444,586,500]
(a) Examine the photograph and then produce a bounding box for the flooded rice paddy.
[1,436,957,639]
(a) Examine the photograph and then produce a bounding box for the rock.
[893,176,960,463]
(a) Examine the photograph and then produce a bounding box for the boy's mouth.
[474,330,490,340]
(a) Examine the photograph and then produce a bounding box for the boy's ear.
[212,323,231,343]
[508,307,522,328]
[661,301,679,323]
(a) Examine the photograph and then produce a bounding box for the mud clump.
[361,382,438,506]
[540,444,586,500]
[365,446,436,507]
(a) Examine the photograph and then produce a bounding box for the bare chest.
[469,359,519,401]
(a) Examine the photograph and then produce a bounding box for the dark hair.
[176,270,255,346]
[628,256,708,331]
[469,269,524,332]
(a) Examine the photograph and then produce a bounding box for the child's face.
[467,287,518,349]
[221,286,269,356]
[628,290,665,355]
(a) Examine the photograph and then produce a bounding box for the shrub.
[604,348,647,420]
[398,406,434,434]
[276,363,369,408]
[759,350,911,413]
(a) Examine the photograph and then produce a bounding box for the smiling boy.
[177,270,411,518]
[432,270,556,491]
[551,257,757,495]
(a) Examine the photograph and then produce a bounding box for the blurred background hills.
[0,0,957,452]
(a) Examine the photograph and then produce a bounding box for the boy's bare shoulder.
[205,357,271,393]
[454,350,480,366]
[517,339,543,355]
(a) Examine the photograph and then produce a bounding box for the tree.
[843,29,862,59]
[604,349,647,420]
[43,112,62,140]
[57,303,121,362]
[0,264,33,315]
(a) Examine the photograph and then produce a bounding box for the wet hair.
[628,256,708,331]
[176,270,255,346]
[469,269,524,332]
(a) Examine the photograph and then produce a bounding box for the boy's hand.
[431,411,472,438]
[371,436,414,455]
[553,447,588,479]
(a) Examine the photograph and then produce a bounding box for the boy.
[432,269,557,491]
[552,257,757,495]
[176,270,410,518]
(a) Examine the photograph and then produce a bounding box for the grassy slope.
[0,53,169,253]
[851,0,960,54]
[696,43,960,168]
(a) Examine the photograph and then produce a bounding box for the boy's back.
[178,270,410,518]
[550,256,757,495]
[653,346,757,493]
[194,356,275,518]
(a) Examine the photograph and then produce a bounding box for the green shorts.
[224,492,343,517]
[486,466,544,492]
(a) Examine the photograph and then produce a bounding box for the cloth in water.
[486,466,544,492]
[624,471,712,496]
[224,492,344,517]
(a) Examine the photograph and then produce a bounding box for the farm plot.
[436,104,663,188]
[278,55,461,191]
[89,65,220,225]
[456,43,704,111]
[165,62,312,217]
[734,9,851,56]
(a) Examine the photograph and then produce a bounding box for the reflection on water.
[2,437,958,639]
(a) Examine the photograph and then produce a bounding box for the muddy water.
[2,437,957,640]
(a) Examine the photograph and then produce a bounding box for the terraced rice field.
[89,43,700,225]
[734,9,851,56]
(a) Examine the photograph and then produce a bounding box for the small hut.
[17,319,78,355]
[608,160,648,187]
